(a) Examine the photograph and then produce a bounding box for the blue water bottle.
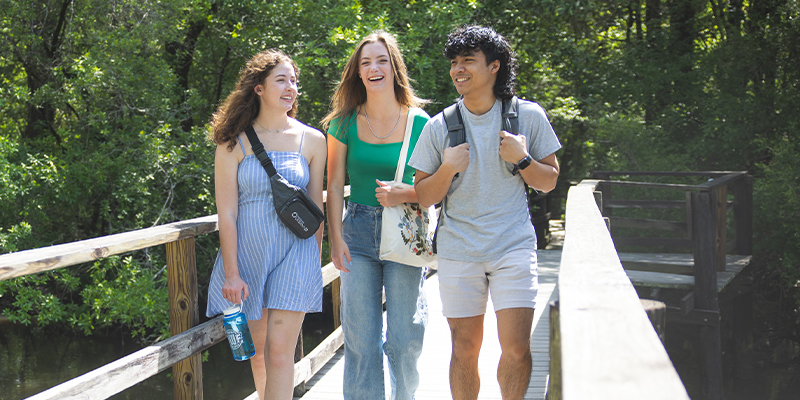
[223,305,256,361]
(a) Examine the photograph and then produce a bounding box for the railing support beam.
[546,300,561,400]
[713,186,728,271]
[167,237,202,400]
[733,175,753,255]
[332,277,342,329]
[691,192,723,400]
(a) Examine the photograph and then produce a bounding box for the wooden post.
[640,299,666,344]
[733,175,753,255]
[733,285,755,379]
[597,181,612,220]
[546,300,561,400]
[293,331,306,396]
[332,277,342,329]
[166,237,202,400]
[691,191,723,400]
[685,191,693,241]
[592,190,611,231]
[593,190,602,210]
[714,186,727,271]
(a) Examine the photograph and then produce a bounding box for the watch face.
[517,155,532,170]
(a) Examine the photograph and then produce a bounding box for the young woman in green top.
[321,30,430,400]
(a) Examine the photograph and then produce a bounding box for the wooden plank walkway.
[621,253,751,291]
[294,250,562,400]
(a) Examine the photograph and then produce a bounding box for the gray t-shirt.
[409,98,562,262]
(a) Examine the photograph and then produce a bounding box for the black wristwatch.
[516,154,533,171]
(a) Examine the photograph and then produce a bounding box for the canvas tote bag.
[378,108,437,267]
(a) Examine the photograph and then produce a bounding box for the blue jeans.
[341,202,428,400]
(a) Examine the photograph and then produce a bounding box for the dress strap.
[298,130,306,152]
[237,136,247,157]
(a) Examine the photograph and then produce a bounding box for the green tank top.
[327,108,430,206]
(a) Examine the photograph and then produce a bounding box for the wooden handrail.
[592,172,751,259]
[551,180,689,399]
[591,171,746,192]
[0,187,352,281]
[25,316,225,400]
[0,215,218,281]
[21,254,345,400]
[592,171,745,178]
[4,187,351,400]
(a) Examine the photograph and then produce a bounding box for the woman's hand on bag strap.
[376,179,418,207]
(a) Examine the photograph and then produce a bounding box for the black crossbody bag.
[244,126,324,239]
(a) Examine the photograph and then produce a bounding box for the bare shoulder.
[296,122,327,154]
[216,138,245,163]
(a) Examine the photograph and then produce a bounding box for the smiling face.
[359,41,394,94]
[449,50,499,99]
[254,61,298,113]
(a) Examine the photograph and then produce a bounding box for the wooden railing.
[557,171,753,400]
[591,171,753,264]
[0,188,350,400]
[548,179,690,399]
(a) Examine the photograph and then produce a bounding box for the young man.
[409,26,561,400]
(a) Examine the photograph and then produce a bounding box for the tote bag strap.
[394,107,417,182]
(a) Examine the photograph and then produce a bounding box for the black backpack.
[444,96,520,148]
[432,96,533,254]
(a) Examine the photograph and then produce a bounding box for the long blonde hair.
[321,30,428,136]
[209,49,299,150]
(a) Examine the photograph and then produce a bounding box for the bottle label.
[227,329,244,350]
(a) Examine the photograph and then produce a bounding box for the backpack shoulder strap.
[443,102,466,147]
[501,96,520,134]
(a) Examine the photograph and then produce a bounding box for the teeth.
[456,77,468,82]
[369,76,383,81]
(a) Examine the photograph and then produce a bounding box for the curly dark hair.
[444,25,517,100]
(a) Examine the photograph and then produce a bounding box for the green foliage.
[755,134,800,306]
[0,0,478,338]
[0,256,170,340]
[72,256,170,339]
[1,1,799,358]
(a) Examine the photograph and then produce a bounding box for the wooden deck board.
[622,253,751,291]
[295,250,562,400]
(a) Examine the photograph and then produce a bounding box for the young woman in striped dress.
[206,49,327,400]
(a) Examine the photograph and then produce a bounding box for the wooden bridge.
[0,171,752,400]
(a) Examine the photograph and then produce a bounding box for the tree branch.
[47,0,73,60]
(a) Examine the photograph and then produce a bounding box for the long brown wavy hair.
[320,30,428,136]
[210,49,299,150]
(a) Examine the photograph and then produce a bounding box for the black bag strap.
[443,96,519,147]
[502,96,519,135]
[443,102,466,147]
[502,97,523,175]
[244,126,278,177]
[433,96,530,254]
[434,103,464,254]
[502,97,539,196]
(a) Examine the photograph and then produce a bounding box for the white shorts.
[437,248,539,318]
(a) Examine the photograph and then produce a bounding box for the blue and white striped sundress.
[206,133,322,321]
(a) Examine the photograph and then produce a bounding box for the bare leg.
[263,309,305,400]
[496,307,534,400]
[248,309,269,400]
[447,315,484,400]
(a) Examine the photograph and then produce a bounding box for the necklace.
[364,106,401,140]
[254,119,290,134]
